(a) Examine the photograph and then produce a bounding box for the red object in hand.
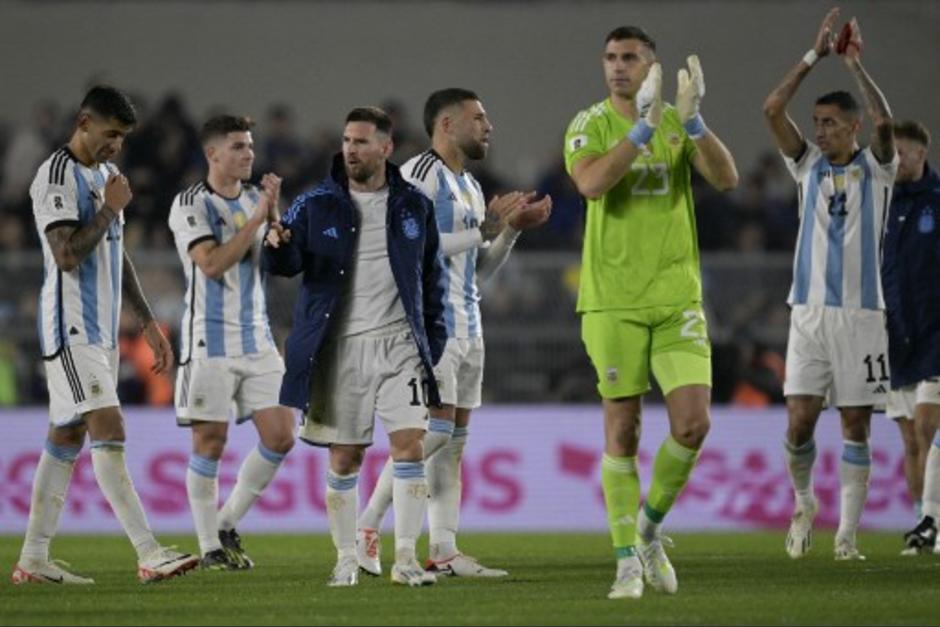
[835,22,859,54]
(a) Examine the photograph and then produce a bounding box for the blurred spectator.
[528,157,583,250]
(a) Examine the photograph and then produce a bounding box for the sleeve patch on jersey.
[569,134,589,151]
[187,215,197,227]
[52,194,64,210]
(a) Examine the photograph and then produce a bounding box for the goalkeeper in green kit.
[564,26,738,600]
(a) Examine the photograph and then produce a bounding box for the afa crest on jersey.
[403,216,421,240]
[919,208,935,234]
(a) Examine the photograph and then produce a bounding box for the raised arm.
[840,19,894,163]
[763,7,841,159]
[46,173,130,272]
[675,55,739,191]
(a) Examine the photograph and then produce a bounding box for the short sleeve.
[168,192,215,252]
[782,142,822,181]
[863,146,899,183]
[31,164,79,234]
[564,109,605,174]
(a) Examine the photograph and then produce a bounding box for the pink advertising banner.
[0,406,914,533]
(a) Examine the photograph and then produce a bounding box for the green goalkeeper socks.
[644,436,700,524]
[601,454,640,558]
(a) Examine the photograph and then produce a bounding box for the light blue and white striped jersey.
[785,143,898,310]
[168,181,275,362]
[30,147,124,358]
[402,150,485,339]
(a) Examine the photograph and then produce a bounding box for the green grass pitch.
[1,532,938,625]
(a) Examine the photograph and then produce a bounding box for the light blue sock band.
[44,440,81,463]
[257,442,286,465]
[326,470,359,491]
[428,418,455,435]
[188,453,219,478]
[90,440,124,451]
[452,427,469,439]
[393,461,425,479]
[841,441,871,467]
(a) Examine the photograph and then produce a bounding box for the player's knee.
[673,415,710,448]
[264,431,295,456]
[330,447,364,475]
[193,429,227,459]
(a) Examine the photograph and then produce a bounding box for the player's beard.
[345,161,375,184]
[458,137,488,162]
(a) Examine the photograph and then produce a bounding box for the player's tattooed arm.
[841,21,894,164]
[763,8,840,159]
[122,250,155,327]
[45,206,119,272]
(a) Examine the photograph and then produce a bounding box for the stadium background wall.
[0,0,938,185]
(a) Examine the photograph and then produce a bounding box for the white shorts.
[175,350,285,426]
[886,379,940,419]
[784,305,889,407]
[44,344,120,427]
[434,337,484,409]
[301,323,428,447]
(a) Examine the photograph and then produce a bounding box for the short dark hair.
[605,26,656,51]
[199,114,255,144]
[815,91,860,115]
[80,85,137,126]
[894,120,931,147]
[422,88,480,138]
[345,107,393,135]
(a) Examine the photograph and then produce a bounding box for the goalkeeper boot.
[636,534,678,594]
[607,555,643,600]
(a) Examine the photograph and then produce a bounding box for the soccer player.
[882,120,940,555]
[762,9,898,561]
[564,27,738,599]
[356,88,551,578]
[263,107,448,587]
[13,86,199,584]
[168,115,295,570]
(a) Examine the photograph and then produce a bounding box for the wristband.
[802,49,818,67]
[627,119,654,147]
[683,114,708,140]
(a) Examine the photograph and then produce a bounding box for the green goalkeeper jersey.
[564,98,701,312]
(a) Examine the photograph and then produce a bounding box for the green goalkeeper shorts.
[581,302,711,399]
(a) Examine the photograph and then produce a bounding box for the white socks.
[90,441,160,560]
[218,443,286,531]
[428,426,467,559]
[836,440,871,545]
[358,419,453,531]
[19,442,80,565]
[186,455,221,556]
[784,438,817,511]
[922,432,940,518]
[393,461,428,563]
[326,470,359,559]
